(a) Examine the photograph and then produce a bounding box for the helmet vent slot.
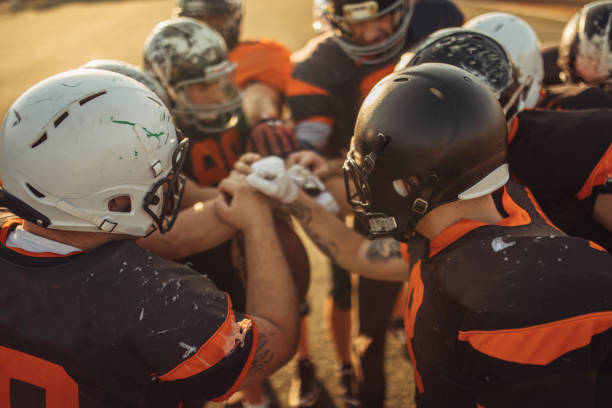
[26,183,45,198]
[30,132,48,149]
[147,96,162,106]
[79,91,107,106]
[54,111,69,128]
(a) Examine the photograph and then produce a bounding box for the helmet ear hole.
[108,196,132,213]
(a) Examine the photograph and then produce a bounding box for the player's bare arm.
[137,198,235,259]
[215,174,299,387]
[286,191,410,281]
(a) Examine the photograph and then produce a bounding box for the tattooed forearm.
[247,332,274,379]
[306,229,338,261]
[287,201,312,226]
[366,238,402,261]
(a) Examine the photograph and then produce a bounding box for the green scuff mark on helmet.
[142,127,164,139]
[61,82,81,87]
[134,151,139,157]
[111,117,136,127]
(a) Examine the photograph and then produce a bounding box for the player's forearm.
[286,190,366,272]
[287,190,410,280]
[242,82,281,126]
[137,200,235,259]
[242,212,298,363]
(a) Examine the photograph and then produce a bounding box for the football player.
[396,25,612,251]
[173,0,300,158]
[142,18,309,408]
[286,1,464,405]
[0,69,300,406]
[234,63,612,408]
[540,0,612,110]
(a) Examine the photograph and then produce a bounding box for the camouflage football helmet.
[173,0,242,49]
[81,59,171,108]
[144,17,242,133]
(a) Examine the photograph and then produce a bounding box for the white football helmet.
[465,12,544,110]
[0,69,188,236]
[81,59,172,108]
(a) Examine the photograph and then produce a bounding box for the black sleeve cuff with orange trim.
[157,313,255,402]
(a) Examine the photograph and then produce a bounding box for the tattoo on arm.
[366,239,402,262]
[247,332,274,379]
[287,201,338,261]
[287,201,312,226]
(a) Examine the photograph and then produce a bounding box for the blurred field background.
[0,0,584,406]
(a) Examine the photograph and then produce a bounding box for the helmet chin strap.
[56,200,118,233]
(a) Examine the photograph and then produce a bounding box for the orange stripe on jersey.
[0,345,79,407]
[212,313,259,402]
[589,240,607,252]
[428,186,533,256]
[507,116,519,144]
[576,142,612,200]
[458,311,612,365]
[400,242,411,264]
[523,187,562,232]
[404,260,425,393]
[360,64,394,100]
[286,78,330,97]
[0,218,84,258]
[229,40,293,93]
[159,297,255,382]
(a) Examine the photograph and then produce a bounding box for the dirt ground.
[0,1,580,407]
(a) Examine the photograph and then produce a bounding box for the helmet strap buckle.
[412,198,428,215]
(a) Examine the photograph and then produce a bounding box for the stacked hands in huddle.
[215,153,340,228]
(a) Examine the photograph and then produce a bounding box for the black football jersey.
[538,83,612,110]
[508,109,612,250]
[287,0,464,156]
[0,213,256,407]
[401,182,612,407]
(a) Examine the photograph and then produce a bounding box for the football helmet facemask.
[465,12,544,109]
[344,63,508,241]
[396,28,526,124]
[316,0,415,64]
[144,17,243,133]
[0,69,189,236]
[558,0,612,86]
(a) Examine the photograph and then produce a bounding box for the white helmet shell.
[465,12,544,109]
[0,69,181,236]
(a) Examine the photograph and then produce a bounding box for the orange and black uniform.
[508,109,612,251]
[0,213,257,407]
[179,39,294,313]
[538,83,612,110]
[287,2,464,405]
[402,182,612,408]
[288,0,464,155]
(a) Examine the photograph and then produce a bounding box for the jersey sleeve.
[129,269,257,402]
[510,109,612,198]
[229,39,293,94]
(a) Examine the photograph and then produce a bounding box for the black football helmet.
[316,0,415,64]
[344,63,509,241]
[396,28,526,124]
[173,0,242,49]
[558,0,612,85]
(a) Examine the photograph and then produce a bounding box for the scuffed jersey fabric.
[288,0,464,156]
[400,182,612,408]
[508,109,612,250]
[0,213,256,407]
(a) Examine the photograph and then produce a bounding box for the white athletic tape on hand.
[287,164,326,193]
[246,156,299,204]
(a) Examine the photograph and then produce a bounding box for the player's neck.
[416,194,503,240]
[21,221,129,252]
